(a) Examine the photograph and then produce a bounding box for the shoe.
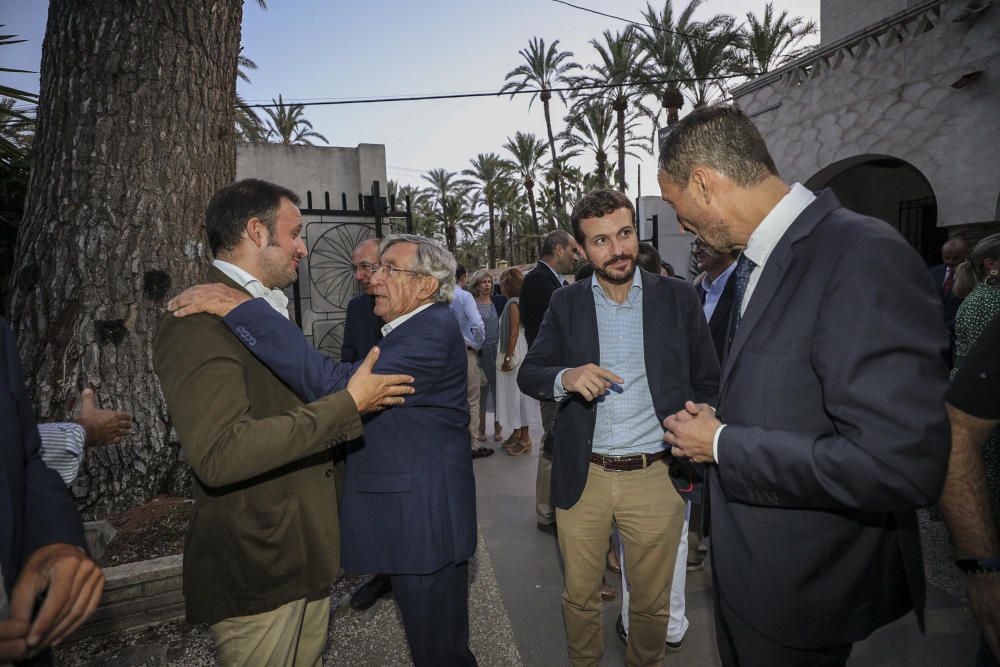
[507,440,532,456]
[616,614,628,644]
[349,575,392,611]
[494,429,503,442]
[475,431,487,443]
[666,636,684,652]
[687,554,705,571]
[536,522,557,535]
[472,446,494,459]
[501,432,520,449]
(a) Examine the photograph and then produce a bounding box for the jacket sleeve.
[341,299,359,363]
[683,285,720,405]
[1,320,85,558]
[154,313,362,488]
[518,289,566,401]
[223,298,354,403]
[717,233,951,511]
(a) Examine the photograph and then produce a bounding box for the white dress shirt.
[212,259,290,318]
[713,183,817,462]
[381,302,434,337]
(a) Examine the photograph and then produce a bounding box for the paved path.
[475,407,980,666]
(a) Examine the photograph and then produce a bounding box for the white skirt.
[495,330,535,431]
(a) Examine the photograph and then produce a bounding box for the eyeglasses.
[366,263,425,279]
[689,241,703,251]
[352,261,376,273]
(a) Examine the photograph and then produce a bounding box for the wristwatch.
[956,557,1000,574]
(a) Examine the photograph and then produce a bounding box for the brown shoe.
[501,432,520,449]
[507,440,532,455]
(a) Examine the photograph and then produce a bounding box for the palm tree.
[635,0,704,131]
[683,17,742,108]
[560,100,617,190]
[235,54,267,142]
[463,153,508,268]
[501,131,548,256]
[421,168,470,252]
[262,94,329,145]
[574,28,650,193]
[738,2,818,76]
[500,38,580,217]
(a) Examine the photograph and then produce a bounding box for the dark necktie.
[728,252,757,344]
[942,267,954,296]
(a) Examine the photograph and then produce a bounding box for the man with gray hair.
[169,233,478,666]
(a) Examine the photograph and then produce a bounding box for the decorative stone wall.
[732,0,1000,227]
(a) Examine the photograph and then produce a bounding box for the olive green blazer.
[153,267,362,625]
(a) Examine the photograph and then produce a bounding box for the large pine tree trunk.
[9,0,243,517]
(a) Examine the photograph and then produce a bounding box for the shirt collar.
[381,302,434,336]
[702,260,737,293]
[212,259,290,318]
[742,183,816,270]
[590,267,643,305]
[539,260,564,284]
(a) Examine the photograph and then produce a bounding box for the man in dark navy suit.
[341,238,395,613]
[0,318,104,663]
[929,237,968,363]
[520,229,581,533]
[168,235,477,666]
[341,238,383,364]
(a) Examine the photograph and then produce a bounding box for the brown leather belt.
[589,451,667,471]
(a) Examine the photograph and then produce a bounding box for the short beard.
[594,255,635,285]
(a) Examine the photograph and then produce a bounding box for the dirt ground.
[97,495,191,567]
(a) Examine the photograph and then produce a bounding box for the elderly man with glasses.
[168,234,478,666]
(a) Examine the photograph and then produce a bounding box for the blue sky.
[1,0,820,196]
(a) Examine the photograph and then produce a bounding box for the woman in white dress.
[494,267,534,455]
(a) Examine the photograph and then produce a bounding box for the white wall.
[637,196,695,279]
[733,0,1000,228]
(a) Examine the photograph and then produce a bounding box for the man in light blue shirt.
[450,264,489,458]
[518,189,718,666]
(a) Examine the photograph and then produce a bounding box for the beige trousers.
[211,596,329,667]
[556,462,686,667]
[465,348,481,450]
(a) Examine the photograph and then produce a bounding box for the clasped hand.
[663,401,720,464]
[0,543,104,662]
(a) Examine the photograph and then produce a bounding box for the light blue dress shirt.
[555,270,664,456]
[449,286,486,349]
[701,260,737,323]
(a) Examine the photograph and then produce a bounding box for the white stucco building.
[730,0,999,262]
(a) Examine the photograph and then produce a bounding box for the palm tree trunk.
[542,97,563,214]
[616,103,627,192]
[597,152,608,189]
[10,0,243,516]
[527,182,541,257]
[487,200,496,268]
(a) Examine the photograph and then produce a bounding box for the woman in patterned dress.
[952,233,1000,526]
[470,269,502,443]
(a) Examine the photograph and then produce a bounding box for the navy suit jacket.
[223,301,476,575]
[928,263,962,333]
[699,270,736,363]
[711,190,950,648]
[340,293,383,363]
[520,262,563,348]
[1,318,85,597]
[517,270,720,509]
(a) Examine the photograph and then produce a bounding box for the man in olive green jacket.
[154,179,413,666]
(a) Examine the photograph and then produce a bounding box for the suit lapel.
[573,280,600,366]
[720,190,840,387]
[640,271,663,398]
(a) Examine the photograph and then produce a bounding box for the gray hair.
[380,234,457,303]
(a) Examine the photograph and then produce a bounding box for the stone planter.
[77,554,184,638]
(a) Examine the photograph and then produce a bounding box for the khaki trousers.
[556,462,686,667]
[465,349,481,450]
[536,399,559,524]
[211,596,329,667]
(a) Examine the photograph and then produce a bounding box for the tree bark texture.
[9,0,243,517]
